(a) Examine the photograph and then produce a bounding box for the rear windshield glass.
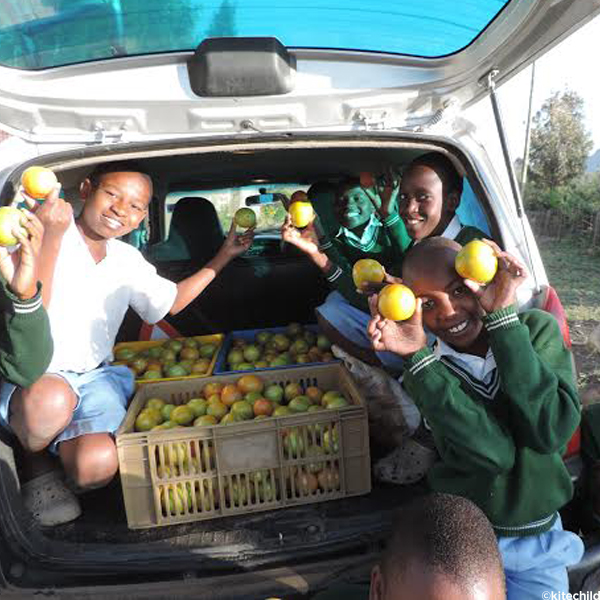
[165,184,308,238]
[0,0,511,69]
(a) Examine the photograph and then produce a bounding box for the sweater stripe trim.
[493,512,556,534]
[13,296,43,314]
[486,314,520,332]
[409,353,438,376]
[326,267,343,283]
[439,358,500,400]
[383,214,400,227]
[320,241,333,251]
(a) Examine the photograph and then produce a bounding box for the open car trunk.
[0,133,556,594]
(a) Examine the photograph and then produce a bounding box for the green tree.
[528,90,593,190]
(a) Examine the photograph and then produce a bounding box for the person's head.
[334,178,376,231]
[402,237,486,353]
[370,493,505,600]
[78,161,153,241]
[399,152,464,241]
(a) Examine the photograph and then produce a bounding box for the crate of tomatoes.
[116,363,370,529]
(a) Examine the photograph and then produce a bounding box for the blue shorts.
[316,291,407,374]
[498,514,584,600]
[0,365,135,455]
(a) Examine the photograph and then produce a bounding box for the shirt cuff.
[482,306,520,333]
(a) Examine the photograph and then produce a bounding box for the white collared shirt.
[433,338,500,400]
[336,213,382,247]
[47,219,178,373]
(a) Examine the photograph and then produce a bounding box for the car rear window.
[0,0,512,69]
[165,185,308,239]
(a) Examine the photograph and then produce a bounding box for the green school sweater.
[403,307,580,537]
[0,281,53,388]
[318,212,411,310]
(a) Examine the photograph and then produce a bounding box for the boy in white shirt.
[0,161,254,525]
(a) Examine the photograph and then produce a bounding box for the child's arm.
[28,187,73,308]
[169,221,254,315]
[0,212,53,386]
[367,296,515,473]
[465,240,580,453]
[485,307,580,454]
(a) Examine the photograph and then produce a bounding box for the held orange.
[289,200,314,228]
[21,166,58,198]
[234,207,257,229]
[352,259,385,290]
[455,240,498,284]
[378,284,416,321]
[0,207,26,247]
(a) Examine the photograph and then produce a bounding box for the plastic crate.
[116,363,371,529]
[214,325,338,375]
[112,334,224,385]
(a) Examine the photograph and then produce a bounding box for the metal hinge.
[92,121,129,144]
[352,109,389,131]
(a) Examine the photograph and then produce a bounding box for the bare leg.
[59,433,119,490]
[10,374,77,454]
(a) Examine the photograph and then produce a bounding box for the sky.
[485,13,600,159]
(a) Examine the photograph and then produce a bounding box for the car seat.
[148,196,224,264]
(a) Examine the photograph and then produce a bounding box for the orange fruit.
[0,207,26,247]
[21,166,57,198]
[237,374,264,394]
[378,283,416,321]
[221,384,243,407]
[253,398,273,417]
[203,382,224,400]
[289,200,314,228]
[455,240,498,284]
[234,207,257,229]
[352,259,385,290]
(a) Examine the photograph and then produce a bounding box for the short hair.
[380,493,504,593]
[401,236,461,283]
[87,160,153,190]
[336,177,362,199]
[406,152,464,197]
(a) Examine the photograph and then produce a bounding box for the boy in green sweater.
[0,208,52,388]
[367,237,583,599]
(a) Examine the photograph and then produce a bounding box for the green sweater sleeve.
[483,307,580,455]
[0,281,53,388]
[318,238,369,310]
[403,347,516,474]
[380,212,411,258]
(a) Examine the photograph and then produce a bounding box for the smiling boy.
[1,161,254,526]
[368,237,583,599]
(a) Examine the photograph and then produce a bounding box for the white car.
[0,0,598,597]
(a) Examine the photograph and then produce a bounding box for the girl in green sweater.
[367,236,583,600]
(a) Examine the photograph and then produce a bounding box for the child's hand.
[367,294,427,357]
[33,185,72,239]
[463,239,527,314]
[220,220,254,259]
[281,214,320,256]
[361,168,400,220]
[0,209,44,300]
